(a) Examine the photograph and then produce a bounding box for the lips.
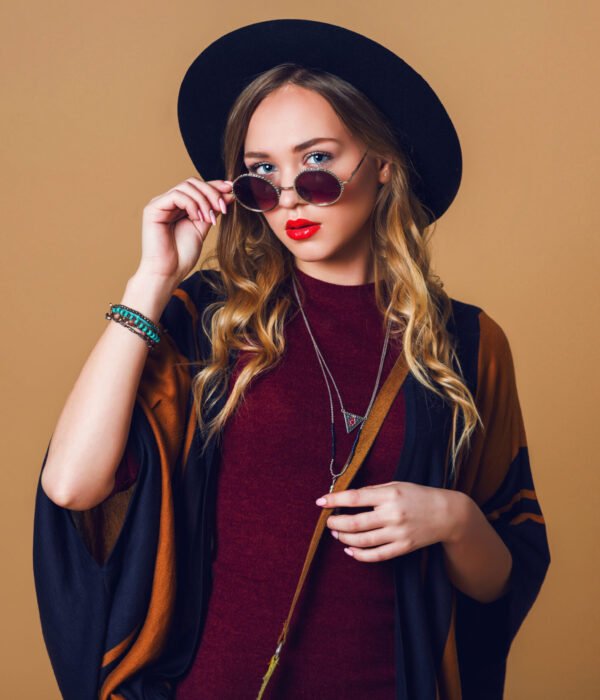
[285,218,320,229]
[286,223,321,240]
[285,218,321,240]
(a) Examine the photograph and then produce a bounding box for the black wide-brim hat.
[177,19,462,222]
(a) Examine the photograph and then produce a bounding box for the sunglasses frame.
[232,149,370,213]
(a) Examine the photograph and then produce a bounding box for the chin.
[271,223,366,261]
[285,238,342,260]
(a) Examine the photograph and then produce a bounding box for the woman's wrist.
[121,271,177,326]
[439,489,473,545]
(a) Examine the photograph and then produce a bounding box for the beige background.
[2,2,598,697]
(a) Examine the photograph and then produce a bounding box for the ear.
[375,156,392,187]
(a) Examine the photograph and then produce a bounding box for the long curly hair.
[189,62,482,484]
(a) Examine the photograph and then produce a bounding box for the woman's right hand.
[136,177,236,287]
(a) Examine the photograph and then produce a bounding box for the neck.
[294,256,375,286]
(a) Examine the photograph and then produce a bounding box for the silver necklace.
[291,273,392,492]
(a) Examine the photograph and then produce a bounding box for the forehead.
[244,85,351,155]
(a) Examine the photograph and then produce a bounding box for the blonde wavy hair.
[189,62,482,484]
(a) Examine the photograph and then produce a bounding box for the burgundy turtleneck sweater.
[113,266,406,698]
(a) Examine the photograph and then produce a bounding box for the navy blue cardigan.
[33,269,551,699]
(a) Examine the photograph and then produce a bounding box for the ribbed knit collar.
[292,265,376,309]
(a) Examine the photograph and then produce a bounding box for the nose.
[277,183,301,209]
[271,165,302,209]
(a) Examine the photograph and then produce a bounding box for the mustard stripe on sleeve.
[486,489,538,520]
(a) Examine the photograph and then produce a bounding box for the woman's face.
[242,84,389,284]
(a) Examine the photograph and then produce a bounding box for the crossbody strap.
[257,349,410,698]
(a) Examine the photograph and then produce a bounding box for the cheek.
[329,188,378,235]
[261,215,286,244]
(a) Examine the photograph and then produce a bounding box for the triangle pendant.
[341,409,365,433]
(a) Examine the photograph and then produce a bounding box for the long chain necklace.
[291,274,392,493]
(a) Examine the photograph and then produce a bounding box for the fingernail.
[316,497,327,506]
[331,530,339,539]
[219,197,227,214]
[209,209,217,225]
[344,547,354,556]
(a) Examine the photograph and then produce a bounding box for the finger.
[218,188,236,208]
[333,525,392,548]
[157,189,205,224]
[180,179,233,220]
[186,176,233,192]
[175,181,219,223]
[362,481,399,489]
[316,486,389,509]
[326,508,382,533]
[184,177,233,213]
[167,187,208,223]
[344,540,406,563]
[210,180,236,204]
[209,179,234,191]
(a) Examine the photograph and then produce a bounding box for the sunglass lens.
[233,176,278,211]
[296,171,341,204]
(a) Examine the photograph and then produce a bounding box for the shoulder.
[448,297,511,347]
[446,297,514,395]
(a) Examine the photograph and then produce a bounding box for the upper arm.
[452,308,551,669]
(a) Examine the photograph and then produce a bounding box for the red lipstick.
[285,218,321,240]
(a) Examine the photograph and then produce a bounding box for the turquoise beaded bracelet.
[105,303,162,350]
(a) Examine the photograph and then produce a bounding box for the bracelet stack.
[105,303,162,351]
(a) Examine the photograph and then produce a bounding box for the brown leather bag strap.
[256,350,410,698]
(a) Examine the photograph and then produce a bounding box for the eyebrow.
[244,137,342,159]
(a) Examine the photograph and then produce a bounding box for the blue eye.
[249,162,273,175]
[305,150,333,167]
[248,150,333,175]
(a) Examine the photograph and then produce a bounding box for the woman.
[33,19,550,700]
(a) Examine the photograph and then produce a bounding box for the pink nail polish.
[219,197,227,214]
[209,209,217,225]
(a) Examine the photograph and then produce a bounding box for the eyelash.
[248,150,333,175]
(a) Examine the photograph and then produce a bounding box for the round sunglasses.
[231,149,369,212]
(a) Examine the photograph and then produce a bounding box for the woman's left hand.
[317,481,467,562]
